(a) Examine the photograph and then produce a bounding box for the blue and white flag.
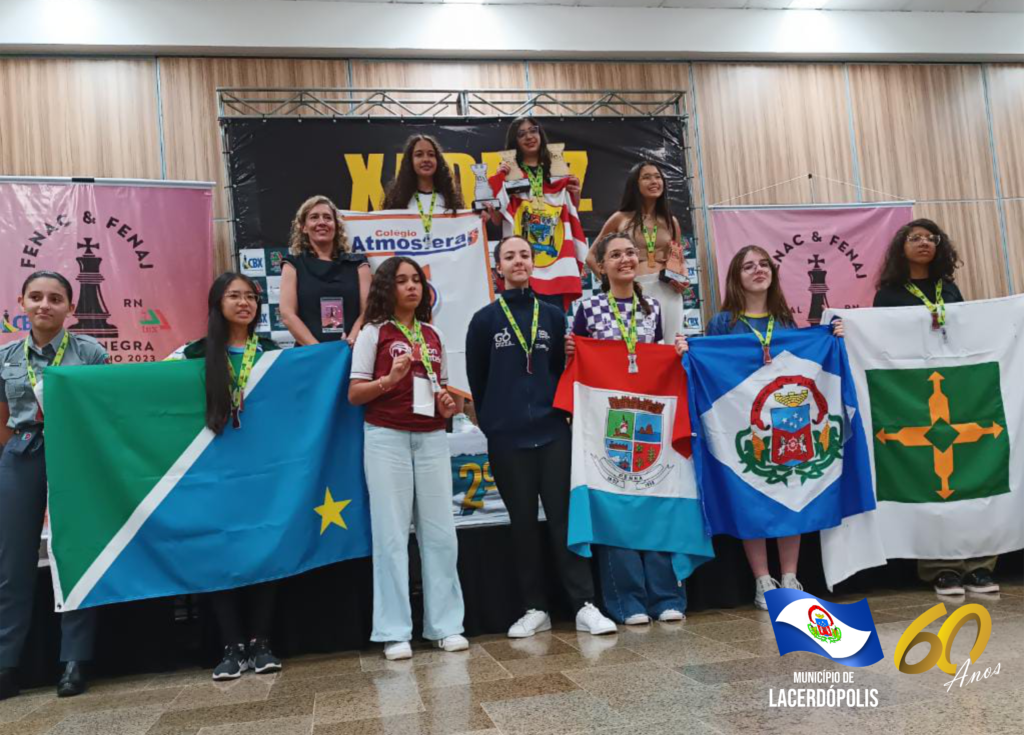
[684,327,874,540]
[765,588,884,667]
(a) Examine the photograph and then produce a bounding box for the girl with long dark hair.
[382,135,464,223]
[570,233,689,625]
[349,257,467,661]
[180,273,283,679]
[872,219,997,596]
[0,272,109,700]
[587,161,688,343]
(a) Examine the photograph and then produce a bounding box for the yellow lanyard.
[391,318,439,390]
[905,280,946,329]
[415,191,437,236]
[24,331,70,388]
[737,314,775,365]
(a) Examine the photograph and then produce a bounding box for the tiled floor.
[1,582,1021,735]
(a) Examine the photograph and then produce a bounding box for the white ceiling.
[269,0,1024,8]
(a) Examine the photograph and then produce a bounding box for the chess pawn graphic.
[806,254,830,326]
[70,237,119,338]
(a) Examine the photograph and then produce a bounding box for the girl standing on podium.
[348,256,467,661]
[587,161,688,344]
[382,135,464,218]
[570,233,689,625]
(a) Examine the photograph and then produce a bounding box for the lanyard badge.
[738,314,775,365]
[226,335,260,428]
[606,292,640,374]
[497,295,539,374]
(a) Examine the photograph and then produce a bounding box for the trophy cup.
[547,143,570,177]
[500,149,532,196]
[471,163,500,211]
[659,239,690,286]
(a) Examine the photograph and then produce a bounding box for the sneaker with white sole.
[384,641,412,661]
[780,574,803,591]
[247,638,282,674]
[933,571,965,596]
[508,610,551,639]
[575,603,617,635]
[624,613,650,625]
[754,576,779,611]
[212,643,249,680]
[435,634,469,652]
[962,569,999,594]
[657,609,685,622]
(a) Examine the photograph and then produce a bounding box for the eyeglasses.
[741,260,771,274]
[516,125,540,140]
[605,248,639,262]
[907,234,938,244]
[225,292,258,303]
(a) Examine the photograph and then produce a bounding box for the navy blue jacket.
[465,288,569,449]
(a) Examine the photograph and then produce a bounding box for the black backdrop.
[223,116,693,250]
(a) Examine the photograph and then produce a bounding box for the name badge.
[412,375,436,417]
[320,297,346,336]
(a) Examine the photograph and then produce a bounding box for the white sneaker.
[754,576,779,610]
[780,574,803,591]
[435,634,469,652]
[624,613,650,625]
[575,603,617,635]
[657,609,685,622]
[384,641,412,661]
[508,609,551,639]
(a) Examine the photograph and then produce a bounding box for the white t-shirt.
[406,191,447,212]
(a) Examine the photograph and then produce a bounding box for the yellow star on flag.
[314,487,351,535]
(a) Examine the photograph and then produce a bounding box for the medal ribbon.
[390,317,438,385]
[642,223,658,258]
[497,295,539,371]
[226,334,260,412]
[606,292,639,355]
[415,190,437,236]
[24,330,70,389]
[737,314,775,360]
[523,165,544,200]
[904,280,945,327]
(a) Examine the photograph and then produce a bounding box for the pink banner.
[711,205,913,327]
[1,181,213,361]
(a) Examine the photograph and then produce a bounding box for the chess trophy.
[471,163,500,211]
[500,149,532,197]
[659,239,690,287]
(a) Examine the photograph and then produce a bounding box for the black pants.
[210,582,278,647]
[488,433,594,612]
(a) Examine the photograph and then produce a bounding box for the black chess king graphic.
[807,254,830,326]
[70,237,119,338]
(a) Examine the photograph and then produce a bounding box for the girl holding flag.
[873,218,998,596]
[587,161,689,344]
[488,117,585,308]
[569,233,689,625]
[180,272,284,680]
[707,245,846,609]
[381,134,464,217]
[466,236,617,638]
[348,257,468,661]
[0,272,108,700]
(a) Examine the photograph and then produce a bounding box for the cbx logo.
[239,249,267,277]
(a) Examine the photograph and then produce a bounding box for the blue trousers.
[597,546,686,623]
[364,425,465,643]
[0,440,97,667]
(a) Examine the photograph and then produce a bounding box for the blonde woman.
[279,195,370,346]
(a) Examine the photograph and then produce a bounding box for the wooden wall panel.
[158,57,351,227]
[912,201,1007,301]
[849,65,995,203]
[350,61,526,115]
[693,63,856,207]
[1005,200,1024,296]
[985,64,1024,199]
[0,58,160,179]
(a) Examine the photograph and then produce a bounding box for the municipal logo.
[735,375,843,486]
[515,199,563,268]
[593,395,673,489]
[766,588,884,667]
[867,363,1008,503]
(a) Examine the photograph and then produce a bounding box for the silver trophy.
[471,163,500,211]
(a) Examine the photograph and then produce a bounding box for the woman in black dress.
[279,195,370,346]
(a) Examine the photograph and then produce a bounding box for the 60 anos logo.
[894,602,994,677]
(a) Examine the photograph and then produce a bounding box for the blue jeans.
[597,546,686,623]
[364,425,465,643]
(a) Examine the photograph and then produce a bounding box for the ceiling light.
[788,0,828,8]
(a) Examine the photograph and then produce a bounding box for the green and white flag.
[820,295,1023,587]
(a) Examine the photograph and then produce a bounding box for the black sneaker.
[963,569,1000,594]
[933,571,965,596]
[212,643,249,680]
[248,638,282,674]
